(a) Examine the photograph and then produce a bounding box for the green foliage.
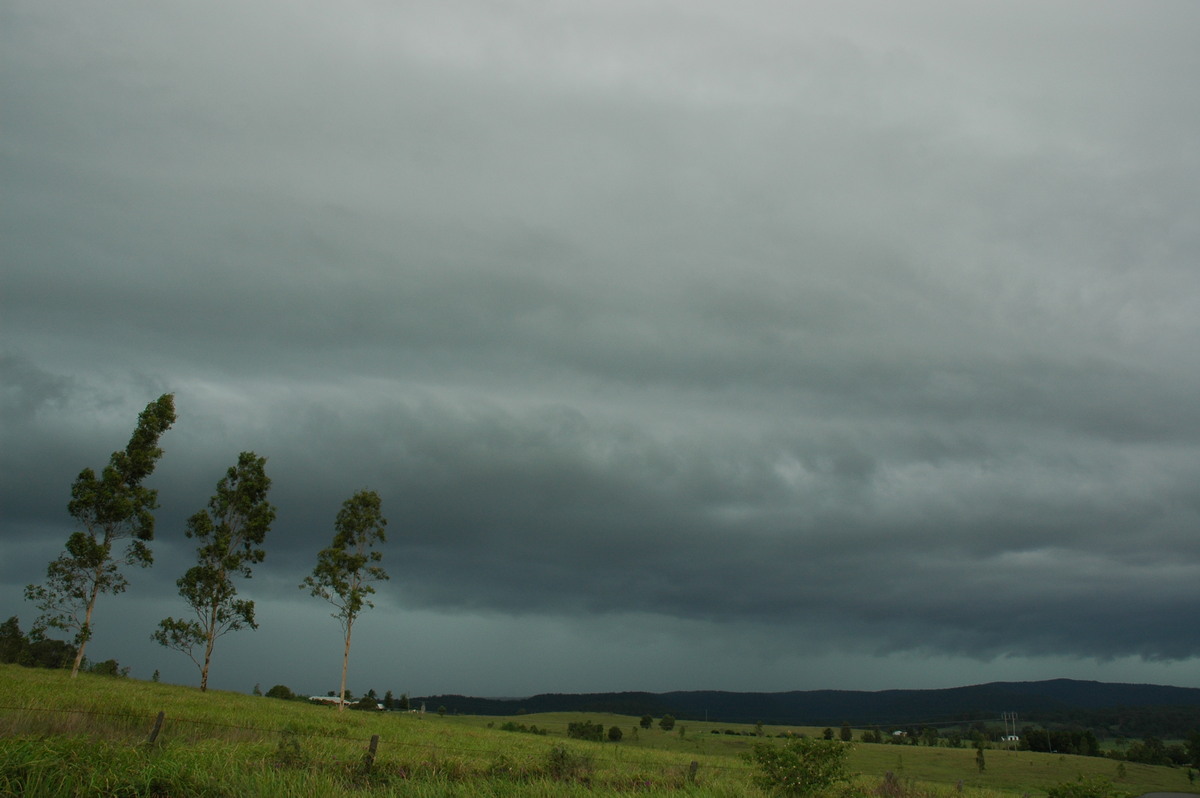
[301,489,389,621]
[841,722,853,742]
[154,452,276,692]
[746,736,852,796]
[0,617,75,671]
[352,693,381,711]
[301,489,388,711]
[640,714,653,729]
[500,721,548,735]
[1046,776,1131,798]
[265,684,295,700]
[0,617,26,664]
[545,745,594,781]
[1022,727,1102,757]
[567,720,605,742]
[658,714,675,732]
[26,637,77,669]
[1122,736,1169,766]
[24,394,176,677]
[607,725,623,742]
[274,729,309,768]
[85,658,130,677]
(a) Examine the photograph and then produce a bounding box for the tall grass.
[2,665,1196,797]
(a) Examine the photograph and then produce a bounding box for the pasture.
[1,665,1195,797]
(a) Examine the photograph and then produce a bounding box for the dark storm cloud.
[3,0,1199,693]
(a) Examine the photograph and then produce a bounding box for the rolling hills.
[416,679,1200,729]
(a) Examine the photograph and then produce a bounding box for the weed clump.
[1047,776,1132,798]
[546,744,594,782]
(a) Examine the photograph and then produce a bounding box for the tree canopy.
[153,451,276,691]
[301,489,388,711]
[25,394,176,676]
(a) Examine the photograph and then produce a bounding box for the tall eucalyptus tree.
[154,451,276,691]
[25,394,177,677]
[301,489,388,711]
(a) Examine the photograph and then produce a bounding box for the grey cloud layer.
[3,0,1199,691]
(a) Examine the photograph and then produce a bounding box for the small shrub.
[546,745,593,782]
[499,721,547,736]
[746,736,852,796]
[608,725,624,742]
[486,753,534,781]
[873,770,936,798]
[1046,776,1131,798]
[86,658,130,678]
[273,731,307,768]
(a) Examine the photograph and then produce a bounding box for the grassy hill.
[1,665,1196,797]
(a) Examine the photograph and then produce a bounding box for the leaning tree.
[25,394,176,677]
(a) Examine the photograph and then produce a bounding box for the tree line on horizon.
[18,394,389,710]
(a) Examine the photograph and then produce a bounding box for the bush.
[1046,776,1131,798]
[567,720,605,742]
[608,725,624,742]
[659,714,676,732]
[265,684,295,700]
[874,770,936,798]
[499,721,547,736]
[546,745,593,782]
[746,736,852,796]
[86,659,129,677]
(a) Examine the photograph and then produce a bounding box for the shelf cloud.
[3,0,1198,697]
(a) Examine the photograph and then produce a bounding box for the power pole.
[1002,712,1018,748]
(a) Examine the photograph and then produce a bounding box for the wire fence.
[0,703,753,784]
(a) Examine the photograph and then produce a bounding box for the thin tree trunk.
[70,631,87,678]
[200,632,216,692]
[339,617,354,712]
[70,571,104,678]
[199,601,220,692]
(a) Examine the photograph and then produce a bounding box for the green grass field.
[1,664,1196,797]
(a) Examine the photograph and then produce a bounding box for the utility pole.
[1002,712,1018,748]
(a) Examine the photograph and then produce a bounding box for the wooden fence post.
[363,734,380,774]
[147,711,165,744]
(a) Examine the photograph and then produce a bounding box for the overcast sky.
[3,0,1199,700]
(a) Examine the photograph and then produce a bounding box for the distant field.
[1,665,1196,797]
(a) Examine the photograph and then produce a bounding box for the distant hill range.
[414,679,1200,731]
